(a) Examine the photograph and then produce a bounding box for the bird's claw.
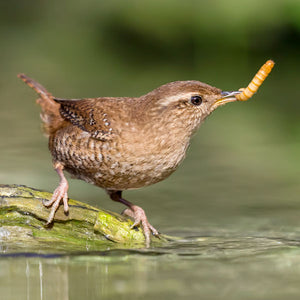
[122,205,159,247]
[43,181,69,225]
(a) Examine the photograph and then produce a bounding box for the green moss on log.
[0,184,165,251]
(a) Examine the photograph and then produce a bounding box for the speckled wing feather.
[54,98,114,141]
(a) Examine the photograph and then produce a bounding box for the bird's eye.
[190,95,202,106]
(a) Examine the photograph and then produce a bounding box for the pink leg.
[107,190,159,247]
[43,162,69,225]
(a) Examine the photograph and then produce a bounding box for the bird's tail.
[18,74,64,136]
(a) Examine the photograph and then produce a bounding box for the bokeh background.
[0,0,299,231]
[1,1,300,299]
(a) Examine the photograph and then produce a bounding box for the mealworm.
[236,60,275,101]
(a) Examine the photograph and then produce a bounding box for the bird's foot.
[122,205,159,247]
[43,176,69,225]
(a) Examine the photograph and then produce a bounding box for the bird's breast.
[49,125,189,190]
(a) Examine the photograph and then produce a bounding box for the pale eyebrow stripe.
[159,92,197,106]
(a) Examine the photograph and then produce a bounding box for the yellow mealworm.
[236,60,275,101]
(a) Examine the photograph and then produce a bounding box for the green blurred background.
[0,0,299,231]
[1,1,300,299]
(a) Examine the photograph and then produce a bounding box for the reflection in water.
[7,255,157,299]
[21,258,70,300]
[2,233,300,299]
[39,262,43,300]
[26,261,29,300]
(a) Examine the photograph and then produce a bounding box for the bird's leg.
[107,190,159,246]
[43,162,69,225]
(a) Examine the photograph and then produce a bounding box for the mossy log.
[0,184,165,251]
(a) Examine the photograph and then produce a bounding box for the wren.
[18,74,241,246]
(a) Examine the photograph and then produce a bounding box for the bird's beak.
[211,91,241,110]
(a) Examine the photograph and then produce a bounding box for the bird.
[18,74,241,246]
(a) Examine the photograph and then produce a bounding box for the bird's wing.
[54,98,115,141]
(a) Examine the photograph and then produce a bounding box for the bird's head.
[141,80,240,137]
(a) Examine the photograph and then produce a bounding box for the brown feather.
[54,98,115,141]
[18,74,64,136]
